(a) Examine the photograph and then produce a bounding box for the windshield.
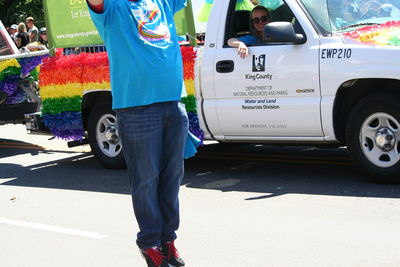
[299,0,400,34]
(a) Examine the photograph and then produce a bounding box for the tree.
[0,0,44,27]
[0,0,17,24]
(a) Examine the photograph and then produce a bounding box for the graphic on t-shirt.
[130,0,171,46]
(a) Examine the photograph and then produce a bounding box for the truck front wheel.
[88,104,126,169]
[346,94,400,183]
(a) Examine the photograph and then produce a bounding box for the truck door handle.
[216,60,234,73]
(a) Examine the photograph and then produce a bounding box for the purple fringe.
[18,56,43,77]
[42,111,85,140]
[188,112,204,145]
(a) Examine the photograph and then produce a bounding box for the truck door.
[212,1,323,139]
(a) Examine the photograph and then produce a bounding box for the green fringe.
[30,69,40,81]
[42,96,82,114]
[181,95,197,112]
[0,66,21,81]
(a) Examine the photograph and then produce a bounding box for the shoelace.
[143,248,165,266]
[166,241,180,259]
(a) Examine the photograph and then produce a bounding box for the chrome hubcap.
[360,112,400,168]
[96,114,122,158]
[375,128,395,151]
[105,125,119,144]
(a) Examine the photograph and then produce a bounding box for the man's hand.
[87,0,104,13]
[87,0,104,6]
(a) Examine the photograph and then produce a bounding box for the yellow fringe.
[82,81,111,91]
[184,79,195,96]
[0,59,20,73]
[40,83,83,99]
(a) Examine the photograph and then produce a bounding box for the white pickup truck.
[25,0,400,183]
[193,0,400,183]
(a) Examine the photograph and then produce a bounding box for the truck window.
[225,0,304,46]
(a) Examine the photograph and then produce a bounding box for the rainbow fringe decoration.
[39,47,204,143]
[342,20,400,46]
[0,56,43,105]
[39,52,111,140]
[181,46,204,144]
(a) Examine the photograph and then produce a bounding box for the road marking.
[0,217,108,239]
[71,155,94,161]
[0,178,17,184]
[30,162,59,170]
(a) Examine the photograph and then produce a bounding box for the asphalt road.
[1,124,400,267]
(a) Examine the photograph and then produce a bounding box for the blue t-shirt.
[88,0,186,109]
[239,35,260,45]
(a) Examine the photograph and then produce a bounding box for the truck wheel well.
[81,91,112,130]
[333,78,400,144]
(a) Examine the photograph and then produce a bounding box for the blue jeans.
[116,101,188,249]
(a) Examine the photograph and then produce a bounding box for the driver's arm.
[228,38,249,59]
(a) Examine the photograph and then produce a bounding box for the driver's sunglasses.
[252,16,270,24]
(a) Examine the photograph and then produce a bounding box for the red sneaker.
[161,240,185,266]
[141,247,169,267]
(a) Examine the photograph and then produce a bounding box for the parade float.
[0,19,48,125]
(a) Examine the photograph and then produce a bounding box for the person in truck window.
[86,0,189,267]
[15,23,29,49]
[228,5,271,58]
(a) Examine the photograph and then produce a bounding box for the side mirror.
[263,21,306,44]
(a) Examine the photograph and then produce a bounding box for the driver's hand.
[237,42,249,59]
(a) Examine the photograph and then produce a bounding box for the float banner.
[43,0,104,48]
[43,0,196,48]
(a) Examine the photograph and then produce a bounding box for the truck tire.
[346,94,400,183]
[88,104,126,169]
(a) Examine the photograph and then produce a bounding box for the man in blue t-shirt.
[87,1,187,266]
